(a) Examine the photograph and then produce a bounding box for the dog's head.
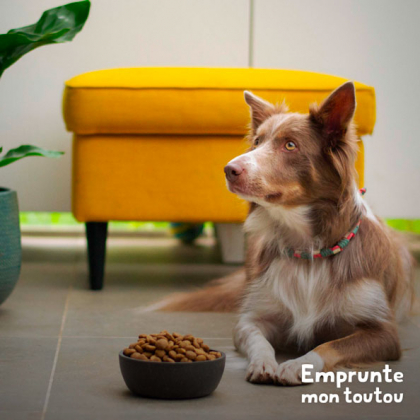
[225,82,359,209]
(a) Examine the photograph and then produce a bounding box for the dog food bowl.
[119,350,226,399]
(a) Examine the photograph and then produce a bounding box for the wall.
[0,0,419,218]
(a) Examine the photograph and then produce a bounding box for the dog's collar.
[285,188,366,260]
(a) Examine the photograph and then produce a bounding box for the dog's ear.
[310,81,356,147]
[244,91,275,131]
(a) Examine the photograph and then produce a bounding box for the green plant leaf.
[0,1,90,77]
[0,145,64,168]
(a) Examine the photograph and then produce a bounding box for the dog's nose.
[224,163,244,182]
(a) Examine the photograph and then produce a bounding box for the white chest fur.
[244,257,390,348]
[250,258,333,346]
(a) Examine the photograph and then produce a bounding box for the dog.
[153,82,415,386]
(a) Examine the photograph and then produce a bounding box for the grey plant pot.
[0,188,21,305]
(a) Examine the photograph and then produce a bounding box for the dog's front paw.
[246,358,278,384]
[274,359,305,386]
[274,351,324,386]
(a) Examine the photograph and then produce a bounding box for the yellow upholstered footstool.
[63,68,375,289]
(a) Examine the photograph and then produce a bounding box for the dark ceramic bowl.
[119,350,226,399]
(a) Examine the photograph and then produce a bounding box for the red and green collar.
[285,188,366,260]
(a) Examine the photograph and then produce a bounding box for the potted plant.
[0,1,90,304]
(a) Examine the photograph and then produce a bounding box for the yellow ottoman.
[63,68,376,289]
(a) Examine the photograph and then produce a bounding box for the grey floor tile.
[21,235,84,264]
[45,337,420,420]
[22,235,225,266]
[0,263,72,338]
[0,412,42,420]
[64,260,238,338]
[43,337,277,420]
[105,236,224,265]
[63,287,238,338]
[0,337,57,415]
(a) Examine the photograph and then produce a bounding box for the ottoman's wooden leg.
[85,222,108,290]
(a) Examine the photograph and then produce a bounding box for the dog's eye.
[254,137,260,147]
[285,141,296,151]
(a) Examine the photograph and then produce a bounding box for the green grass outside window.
[18,212,420,234]
[19,212,171,232]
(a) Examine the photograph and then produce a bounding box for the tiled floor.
[1,233,419,420]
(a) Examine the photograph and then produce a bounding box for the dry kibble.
[147,336,157,344]
[123,332,222,363]
[143,344,156,352]
[156,338,169,350]
[155,350,166,358]
[185,351,197,360]
[123,348,135,356]
[132,353,148,361]
[131,352,142,359]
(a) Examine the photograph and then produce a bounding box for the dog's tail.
[146,269,246,312]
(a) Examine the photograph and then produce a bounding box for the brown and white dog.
[155,82,415,386]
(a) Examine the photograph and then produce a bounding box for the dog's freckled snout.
[224,163,244,182]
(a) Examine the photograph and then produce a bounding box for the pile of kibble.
[122,331,222,363]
